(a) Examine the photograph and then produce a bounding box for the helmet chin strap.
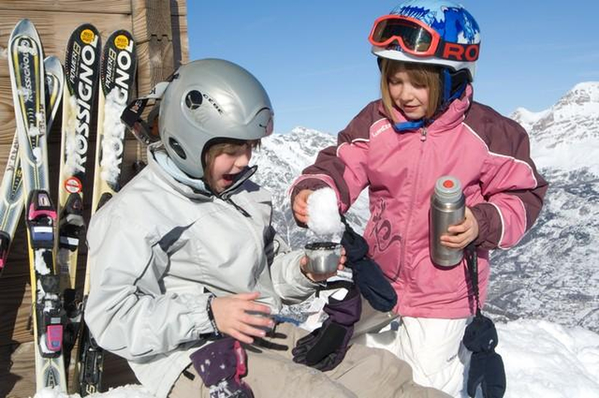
[442,68,468,109]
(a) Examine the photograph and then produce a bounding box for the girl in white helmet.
[291,1,548,397]
[85,58,448,398]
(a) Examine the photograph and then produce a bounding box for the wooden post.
[146,0,175,85]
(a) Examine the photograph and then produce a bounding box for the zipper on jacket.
[395,127,427,280]
[224,197,252,218]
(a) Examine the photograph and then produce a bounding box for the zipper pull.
[225,197,252,218]
[420,127,428,142]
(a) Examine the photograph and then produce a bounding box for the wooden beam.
[170,0,187,17]
[132,0,175,90]
[172,13,189,66]
[133,15,187,96]
[0,0,132,14]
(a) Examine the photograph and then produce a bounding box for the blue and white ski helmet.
[370,0,481,81]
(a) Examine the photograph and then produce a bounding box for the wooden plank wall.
[0,1,188,396]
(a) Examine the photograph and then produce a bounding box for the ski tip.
[72,23,102,42]
[44,55,63,71]
[65,23,102,60]
[44,56,65,90]
[9,19,40,40]
[106,29,134,39]
[103,29,136,62]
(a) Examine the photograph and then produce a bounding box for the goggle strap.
[121,97,161,146]
[120,80,170,146]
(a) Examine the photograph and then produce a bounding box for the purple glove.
[292,282,361,371]
[190,337,254,398]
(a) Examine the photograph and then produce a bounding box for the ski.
[0,56,64,276]
[7,19,67,392]
[56,23,101,296]
[75,29,137,396]
[90,29,137,214]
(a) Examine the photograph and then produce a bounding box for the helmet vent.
[168,138,187,160]
[185,90,203,110]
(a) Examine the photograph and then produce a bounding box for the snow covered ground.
[32,319,599,398]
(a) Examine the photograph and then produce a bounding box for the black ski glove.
[292,282,361,371]
[463,314,506,398]
[341,222,397,312]
[190,337,254,398]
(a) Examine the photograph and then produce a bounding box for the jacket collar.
[379,84,473,134]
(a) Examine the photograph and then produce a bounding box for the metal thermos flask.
[430,176,466,267]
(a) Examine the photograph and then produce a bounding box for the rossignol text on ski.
[57,23,101,297]
[75,29,137,396]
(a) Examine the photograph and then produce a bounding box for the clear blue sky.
[187,1,599,135]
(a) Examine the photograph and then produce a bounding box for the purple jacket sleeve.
[467,103,548,250]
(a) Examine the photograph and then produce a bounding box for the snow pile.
[496,320,599,398]
[99,88,128,186]
[307,187,344,241]
[62,94,83,176]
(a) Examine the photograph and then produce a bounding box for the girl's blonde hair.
[203,139,261,189]
[379,58,442,122]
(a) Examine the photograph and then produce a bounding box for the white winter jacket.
[85,146,317,398]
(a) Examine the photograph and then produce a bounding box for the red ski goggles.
[368,15,480,62]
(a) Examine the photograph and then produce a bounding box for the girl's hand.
[210,292,274,344]
[292,189,313,226]
[440,207,479,250]
[300,247,347,282]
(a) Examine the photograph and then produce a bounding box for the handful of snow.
[307,188,344,241]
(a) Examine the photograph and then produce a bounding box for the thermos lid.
[434,176,462,201]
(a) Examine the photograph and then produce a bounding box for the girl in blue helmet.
[291,1,548,396]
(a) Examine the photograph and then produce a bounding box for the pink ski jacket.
[291,87,548,318]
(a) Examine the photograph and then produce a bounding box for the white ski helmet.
[158,59,273,178]
[369,0,481,81]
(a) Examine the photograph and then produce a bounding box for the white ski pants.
[355,314,472,398]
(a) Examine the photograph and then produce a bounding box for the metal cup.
[304,241,341,275]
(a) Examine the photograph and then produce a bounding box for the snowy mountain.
[492,82,599,332]
[251,82,599,333]
[514,82,599,174]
